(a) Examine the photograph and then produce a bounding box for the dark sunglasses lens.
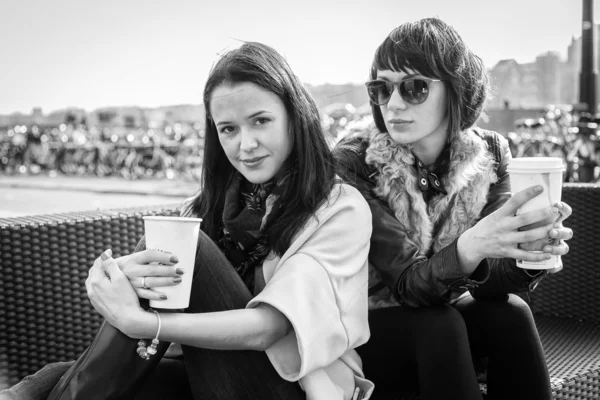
[368,82,393,105]
[400,79,429,104]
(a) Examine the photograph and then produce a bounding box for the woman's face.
[210,82,293,184]
[377,69,449,152]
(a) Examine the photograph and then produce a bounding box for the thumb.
[100,249,121,279]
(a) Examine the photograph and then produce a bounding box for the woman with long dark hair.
[3,42,374,400]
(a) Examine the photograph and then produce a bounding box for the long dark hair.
[369,17,490,142]
[193,42,335,256]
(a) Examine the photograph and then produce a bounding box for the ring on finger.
[142,276,149,290]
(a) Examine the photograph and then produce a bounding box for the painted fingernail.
[160,295,168,300]
[173,277,182,283]
[535,186,543,192]
[176,268,184,275]
[170,255,179,263]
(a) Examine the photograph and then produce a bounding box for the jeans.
[1,230,304,400]
[356,294,551,400]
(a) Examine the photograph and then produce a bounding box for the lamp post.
[579,0,597,114]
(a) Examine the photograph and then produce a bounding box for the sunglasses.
[365,77,442,106]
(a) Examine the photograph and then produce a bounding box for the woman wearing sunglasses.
[334,17,573,400]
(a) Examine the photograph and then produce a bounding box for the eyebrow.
[215,110,269,126]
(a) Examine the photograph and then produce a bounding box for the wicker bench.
[1,185,599,399]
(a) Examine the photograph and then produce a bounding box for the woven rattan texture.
[528,184,600,323]
[0,205,179,387]
[536,315,600,399]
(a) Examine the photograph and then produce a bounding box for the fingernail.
[160,295,168,300]
[556,203,564,209]
[535,186,543,192]
[173,277,182,283]
[550,229,558,237]
[101,252,111,261]
[170,255,179,263]
[544,246,553,252]
[553,223,560,229]
[176,268,184,275]
[552,207,559,214]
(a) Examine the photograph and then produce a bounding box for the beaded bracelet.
[136,308,161,360]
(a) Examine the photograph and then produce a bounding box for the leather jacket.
[334,128,546,308]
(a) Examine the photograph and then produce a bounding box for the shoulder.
[296,181,372,240]
[471,127,510,160]
[333,135,376,187]
[320,180,372,221]
[333,136,370,164]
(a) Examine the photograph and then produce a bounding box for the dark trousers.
[1,230,304,400]
[356,294,551,400]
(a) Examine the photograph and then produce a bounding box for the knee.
[502,294,536,328]
[461,293,536,330]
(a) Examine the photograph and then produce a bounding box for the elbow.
[250,325,288,351]
[248,305,292,351]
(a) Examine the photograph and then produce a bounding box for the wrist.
[122,309,158,339]
[457,229,484,274]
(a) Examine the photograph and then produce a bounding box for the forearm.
[396,239,488,307]
[126,304,291,352]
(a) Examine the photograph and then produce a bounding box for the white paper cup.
[143,216,202,309]
[507,157,565,270]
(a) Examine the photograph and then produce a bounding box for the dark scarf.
[219,172,288,293]
[413,145,449,203]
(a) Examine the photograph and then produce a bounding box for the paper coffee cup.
[143,216,202,309]
[507,157,565,270]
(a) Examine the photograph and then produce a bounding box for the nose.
[239,127,259,152]
[386,85,408,111]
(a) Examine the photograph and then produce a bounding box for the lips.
[240,155,267,166]
[388,118,412,125]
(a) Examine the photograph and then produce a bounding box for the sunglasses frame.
[365,77,442,106]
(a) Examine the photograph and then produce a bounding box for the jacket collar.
[364,127,498,255]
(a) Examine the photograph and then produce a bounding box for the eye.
[219,125,238,135]
[254,117,271,126]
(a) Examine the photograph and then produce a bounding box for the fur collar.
[365,128,498,257]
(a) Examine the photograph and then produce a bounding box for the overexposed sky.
[0,0,592,114]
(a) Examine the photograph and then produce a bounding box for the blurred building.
[489,24,599,110]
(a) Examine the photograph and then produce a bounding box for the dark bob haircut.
[192,42,335,257]
[369,17,490,141]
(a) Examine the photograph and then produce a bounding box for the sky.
[0,0,594,114]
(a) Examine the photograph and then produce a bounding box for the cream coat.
[246,182,374,400]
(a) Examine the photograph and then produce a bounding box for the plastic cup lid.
[507,157,565,172]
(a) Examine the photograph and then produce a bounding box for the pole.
[579,0,597,114]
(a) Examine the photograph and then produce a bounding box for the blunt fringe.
[369,17,490,141]
[192,41,335,257]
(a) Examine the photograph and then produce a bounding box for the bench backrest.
[528,183,600,323]
[1,184,599,386]
[0,204,180,387]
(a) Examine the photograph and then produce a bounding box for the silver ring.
[142,277,149,289]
